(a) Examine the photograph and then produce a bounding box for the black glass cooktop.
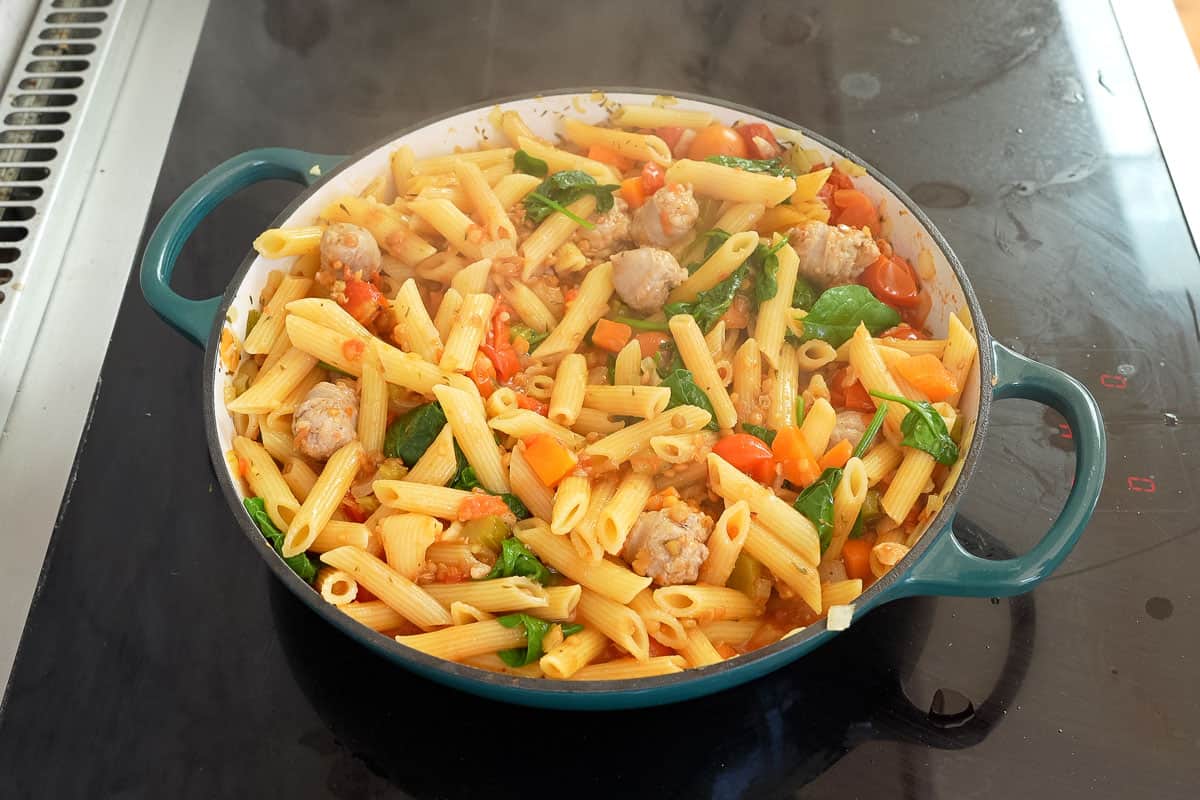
[2,1,1198,797]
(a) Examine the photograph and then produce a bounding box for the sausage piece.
[292,381,359,461]
[631,184,699,248]
[610,247,689,314]
[787,221,880,286]
[320,222,382,282]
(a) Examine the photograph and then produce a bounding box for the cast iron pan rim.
[202,86,994,698]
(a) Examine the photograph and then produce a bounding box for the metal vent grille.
[0,0,148,431]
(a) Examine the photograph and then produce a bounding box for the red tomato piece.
[832,189,880,235]
[641,161,666,195]
[515,393,548,416]
[339,277,385,323]
[479,343,520,383]
[859,255,920,308]
[881,323,929,340]
[687,124,749,161]
[713,434,776,483]
[735,122,781,158]
[654,126,685,153]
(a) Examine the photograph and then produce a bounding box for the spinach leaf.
[798,285,901,347]
[513,149,548,178]
[510,323,548,349]
[524,170,620,226]
[792,275,818,310]
[383,402,447,465]
[612,316,671,332]
[848,488,883,540]
[244,497,319,583]
[450,464,482,492]
[654,343,683,378]
[664,263,747,333]
[660,368,718,431]
[869,391,959,465]
[497,613,552,667]
[484,537,552,584]
[853,402,889,459]
[795,397,805,427]
[750,237,787,306]
[500,493,531,520]
[793,468,842,553]
[497,615,585,666]
[704,155,795,177]
[741,423,777,445]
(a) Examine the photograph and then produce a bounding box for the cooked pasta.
[226,102,973,679]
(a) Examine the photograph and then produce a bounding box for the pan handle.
[139,147,344,346]
[891,341,1106,599]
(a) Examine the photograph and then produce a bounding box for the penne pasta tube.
[282,440,364,557]
[408,198,485,260]
[698,500,751,586]
[532,261,614,360]
[668,231,758,304]
[562,118,672,165]
[282,457,319,503]
[569,474,618,561]
[405,424,458,486]
[378,513,440,579]
[942,313,977,406]
[243,275,313,356]
[753,242,800,368]
[411,147,516,175]
[732,337,761,422]
[320,196,437,266]
[824,457,868,562]
[499,276,558,332]
[321,546,451,629]
[395,618,526,660]
[861,440,904,486]
[577,589,650,661]
[492,173,541,209]
[514,522,651,604]
[521,195,598,277]
[373,479,476,519]
[800,397,837,457]
[515,136,619,183]
[551,476,591,536]
[376,339,452,395]
[234,436,300,530]
[228,348,318,414]
[422,576,550,612]
[848,323,908,438]
[677,625,724,668]
[449,257,492,296]
[821,579,864,607]
[490,409,585,449]
[357,347,388,456]
[392,279,443,363]
[439,292,494,373]
[612,340,642,386]
[316,567,359,606]
[433,383,509,493]
[745,522,822,614]
[629,588,688,649]
[597,471,655,555]
[253,225,324,259]
[341,600,408,633]
[455,159,517,241]
[527,584,583,622]
[572,407,626,436]
[664,159,796,206]
[548,353,587,427]
[539,628,608,679]
[309,520,372,553]
[432,287,464,343]
[390,145,415,195]
[767,343,800,430]
[700,619,762,646]
[585,405,712,465]
[707,453,820,566]
[671,314,737,429]
[507,442,555,523]
[582,385,671,419]
[648,431,717,464]
[653,584,759,621]
[611,104,714,129]
[567,656,687,680]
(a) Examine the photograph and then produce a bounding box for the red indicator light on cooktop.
[1058,423,1073,439]
[1099,373,1127,390]
[1127,476,1156,493]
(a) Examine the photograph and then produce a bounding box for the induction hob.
[0,1,1197,797]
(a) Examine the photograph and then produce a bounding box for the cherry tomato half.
[881,323,929,340]
[735,122,781,158]
[713,434,776,483]
[859,255,920,308]
[687,124,749,161]
[339,277,384,323]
